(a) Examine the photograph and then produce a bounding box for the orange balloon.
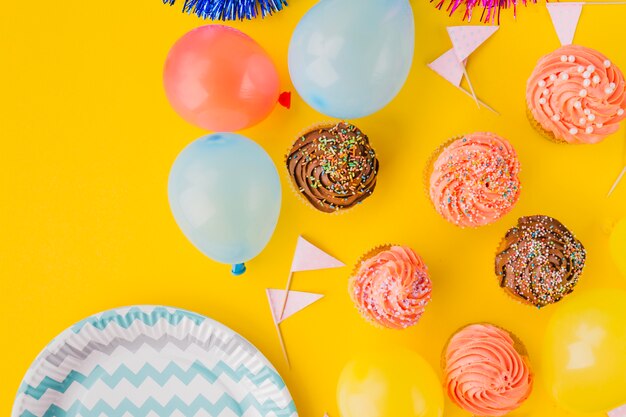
[163,25,280,132]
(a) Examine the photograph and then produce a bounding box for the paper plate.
[12,306,298,417]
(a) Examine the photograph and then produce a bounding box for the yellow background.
[2,0,626,416]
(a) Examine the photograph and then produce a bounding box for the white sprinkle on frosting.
[579,89,587,97]
[583,79,591,87]
[618,109,625,116]
[586,126,594,134]
[561,55,568,62]
[574,101,582,109]
[569,127,578,135]
[604,60,611,68]
[568,55,576,63]
[538,80,546,88]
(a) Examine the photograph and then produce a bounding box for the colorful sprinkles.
[495,215,586,308]
[286,122,379,213]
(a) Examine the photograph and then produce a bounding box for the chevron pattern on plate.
[13,306,298,417]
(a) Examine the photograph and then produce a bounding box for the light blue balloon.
[288,0,415,119]
[168,133,281,274]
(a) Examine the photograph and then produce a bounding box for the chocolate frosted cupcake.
[286,122,378,213]
[495,215,586,308]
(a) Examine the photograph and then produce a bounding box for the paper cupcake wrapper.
[348,244,396,330]
[525,106,568,144]
[285,121,365,216]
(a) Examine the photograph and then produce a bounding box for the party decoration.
[164,25,280,132]
[288,0,414,119]
[543,289,626,414]
[610,216,626,276]
[546,2,626,49]
[267,289,324,367]
[337,347,444,417]
[608,166,626,196]
[547,3,583,45]
[432,0,536,23]
[267,289,324,324]
[163,0,288,20]
[610,404,626,417]
[168,133,281,274]
[278,236,344,322]
[13,306,298,417]
[428,26,499,112]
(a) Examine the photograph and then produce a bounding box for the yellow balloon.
[337,347,444,417]
[610,216,626,277]
[543,289,626,414]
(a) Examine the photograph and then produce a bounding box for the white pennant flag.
[547,3,583,45]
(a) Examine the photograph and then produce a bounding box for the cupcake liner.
[525,106,567,144]
[285,121,374,215]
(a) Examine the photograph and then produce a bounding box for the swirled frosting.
[429,133,521,228]
[349,245,432,329]
[445,324,533,417]
[286,122,378,213]
[526,45,626,144]
[495,215,586,308]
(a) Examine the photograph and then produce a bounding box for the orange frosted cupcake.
[526,45,626,144]
[427,133,521,228]
[444,324,534,417]
[349,245,432,329]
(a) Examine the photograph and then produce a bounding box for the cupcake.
[285,122,378,213]
[526,45,626,144]
[349,245,432,329]
[444,323,533,417]
[426,132,521,228]
[495,215,586,308]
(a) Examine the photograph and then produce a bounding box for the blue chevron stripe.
[70,307,205,333]
[21,360,286,400]
[20,394,297,417]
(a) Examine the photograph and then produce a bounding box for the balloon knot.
[278,91,291,109]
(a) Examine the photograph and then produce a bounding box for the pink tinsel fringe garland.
[432,0,540,23]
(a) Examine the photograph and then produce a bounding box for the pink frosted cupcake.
[349,245,432,329]
[444,324,534,416]
[426,133,521,228]
[527,45,626,144]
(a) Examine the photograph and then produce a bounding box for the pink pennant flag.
[428,48,465,86]
[447,26,499,61]
[547,3,583,46]
[609,404,626,417]
[267,289,324,324]
[290,236,344,273]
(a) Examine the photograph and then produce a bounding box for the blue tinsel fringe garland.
[163,0,288,20]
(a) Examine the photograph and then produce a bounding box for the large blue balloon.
[168,133,281,274]
[288,0,415,119]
